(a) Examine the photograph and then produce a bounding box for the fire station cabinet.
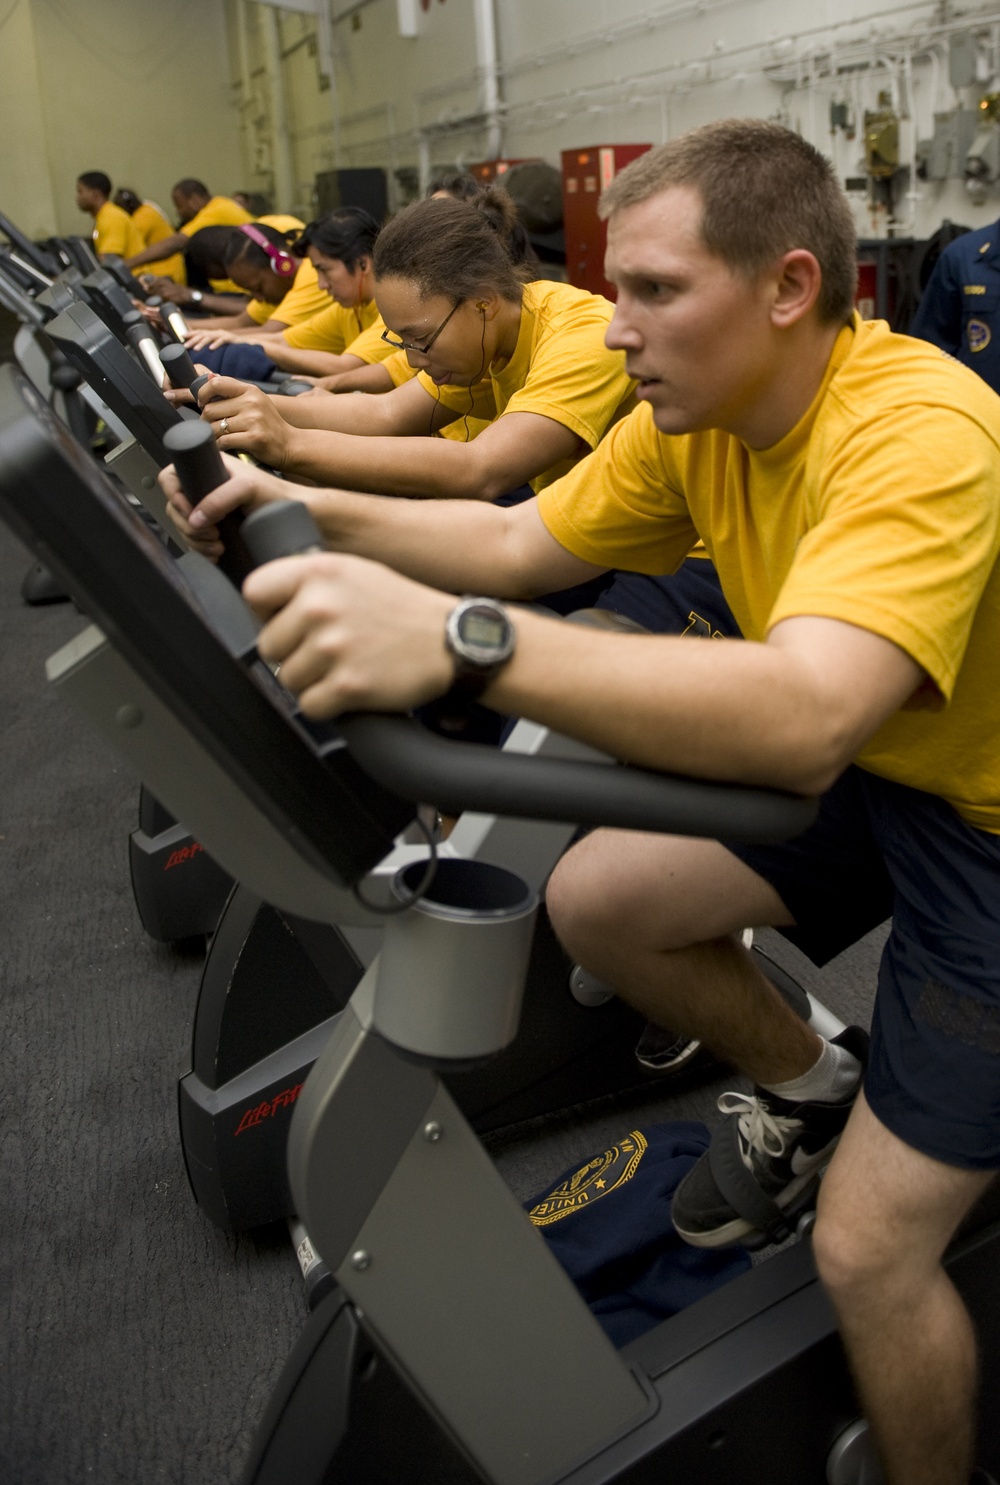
[561,144,651,298]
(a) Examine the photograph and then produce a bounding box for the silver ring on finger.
[219,417,230,436]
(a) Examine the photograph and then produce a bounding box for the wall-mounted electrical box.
[918,110,981,180]
[561,144,651,299]
[965,121,1000,185]
[949,31,979,90]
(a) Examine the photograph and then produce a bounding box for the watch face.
[460,608,508,649]
[449,599,515,669]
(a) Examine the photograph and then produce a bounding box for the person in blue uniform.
[909,223,1000,392]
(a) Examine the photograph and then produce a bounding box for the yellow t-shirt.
[538,315,1000,832]
[180,196,254,237]
[345,318,400,365]
[245,256,330,328]
[382,350,418,386]
[93,201,141,258]
[129,201,186,283]
[282,297,382,354]
[414,279,636,492]
[257,213,304,234]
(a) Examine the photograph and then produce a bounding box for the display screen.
[44,301,180,466]
[462,611,507,647]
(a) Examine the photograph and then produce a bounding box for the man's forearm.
[126,233,187,268]
[256,338,365,377]
[299,485,529,592]
[192,312,258,332]
[283,426,491,499]
[485,619,838,793]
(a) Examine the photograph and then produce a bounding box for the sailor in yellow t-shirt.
[240,217,330,328]
[114,189,186,283]
[182,190,635,499]
[76,172,140,258]
[123,177,252,274]
[163,123,1000,1485]
[184,207,386,379]
[172,219,327,336]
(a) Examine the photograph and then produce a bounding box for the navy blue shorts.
[726,767,1000,1169]
[595,558,741,638]
[191,343,279,382]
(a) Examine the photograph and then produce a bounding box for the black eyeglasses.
[381,299,462,355]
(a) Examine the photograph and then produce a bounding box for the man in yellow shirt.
[75,172,140,259]
[162,120,1000,1485]
[123,178,252,274]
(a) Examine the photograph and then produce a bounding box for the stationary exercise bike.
[159,428,822,1235]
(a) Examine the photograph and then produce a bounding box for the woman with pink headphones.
[182,220,330,338]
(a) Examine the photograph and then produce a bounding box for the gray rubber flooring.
[0,514,885,1484]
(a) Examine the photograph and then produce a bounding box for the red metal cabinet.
[561,144,651,298]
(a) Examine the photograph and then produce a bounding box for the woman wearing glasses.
[186,187,635,502]
[184,207,398,381]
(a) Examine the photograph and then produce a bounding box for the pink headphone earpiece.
[238,223,297,277]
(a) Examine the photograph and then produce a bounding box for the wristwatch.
[444,596,516,698]
[188,288,204,305]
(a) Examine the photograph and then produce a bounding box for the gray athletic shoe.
[672,1026,869,1248]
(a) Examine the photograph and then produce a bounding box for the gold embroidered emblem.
[964,284,987,294]
[968,318,992,352]
[682,611,727,639]
[527,1130,648,1226]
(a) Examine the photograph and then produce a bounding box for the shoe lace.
[717,1091,803,1167]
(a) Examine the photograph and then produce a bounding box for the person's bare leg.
[545,827,823,1084]
[813,1092,994,1485]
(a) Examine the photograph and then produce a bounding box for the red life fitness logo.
[164,840,205,872]
[234,1082,305,1137]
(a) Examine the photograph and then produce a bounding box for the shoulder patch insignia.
[527,1130,648,1226]
[968,318,992,353]
[964,284,987,294]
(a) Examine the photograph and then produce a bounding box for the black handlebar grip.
[162,421,254,585]
[146,295,163,308]
[241,501,324,567]
[163,418,228,501]
[126,320,158,353]
[160,342,198,390]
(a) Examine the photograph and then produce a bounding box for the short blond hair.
[600,119,857,324]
